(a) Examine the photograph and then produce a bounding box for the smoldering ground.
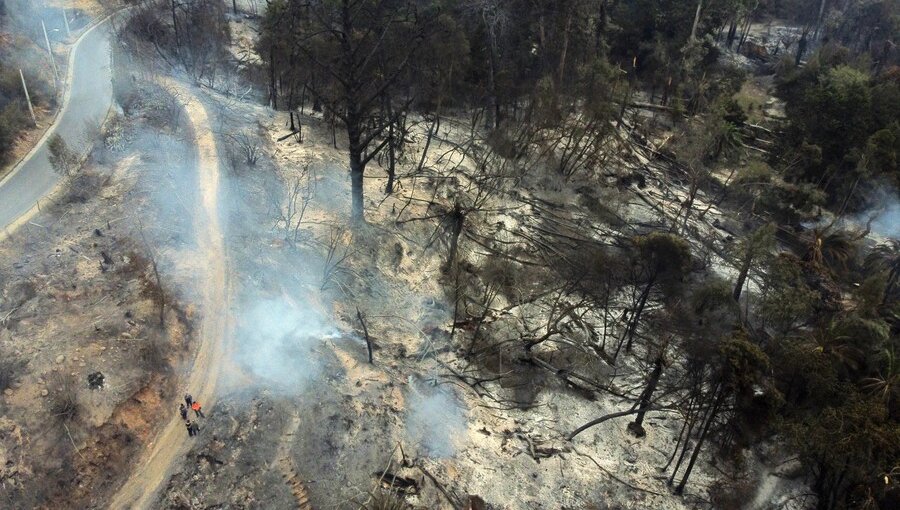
[180,80,471,462]
[866,186,900,240]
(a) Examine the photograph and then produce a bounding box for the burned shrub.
[0,350,25,391]
[139,332,170,374]
[365,491,409,510]
[227,130,261,170]
[48,372,80,423]
[48,133,81,176]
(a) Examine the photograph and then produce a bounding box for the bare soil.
[0,79,201,509]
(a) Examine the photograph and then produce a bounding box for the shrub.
[0,101,28,162]
[48,372,80,423]
[366,491,409,510]
[0,350,25,391]
[47,133,81,176]
[140,332,170,373]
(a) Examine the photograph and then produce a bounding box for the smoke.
[108,2,474,461]
[856,185,900,240]
[870,196,900,239]
[234,295,339,392]
[406,384,466,458]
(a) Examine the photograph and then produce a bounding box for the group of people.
[180,393,205,437]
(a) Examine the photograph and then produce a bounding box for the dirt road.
[108,81,231,509]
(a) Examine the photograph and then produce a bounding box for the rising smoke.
[870,191,900,239]
[235,296,339,392]
[406,381,466,458]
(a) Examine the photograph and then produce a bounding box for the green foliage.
[784,395,900,509]
[759,255,820,333]
[865,122,900,189]
[828,314,891,376]
[776,49,900,210]
[795,65,873,156]
[805,229,862,279]
[734,160,774,188]
[632,232,692,283]
[855,275,888,317]
[755,180,826,224]
[719,331,769,391]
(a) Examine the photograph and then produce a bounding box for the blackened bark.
[627,353,665,437]
[733,253,753,301]
[624,276,654,353]
[726,19,738,48]
[171,0,179,51]
[675,385,725,494]
[350,143,365,221]
[444,203,465,273]
[269,44,277,109]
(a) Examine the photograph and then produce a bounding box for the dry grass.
[365,491,409,510]
[48,372,80,423]
[139,332,170,373]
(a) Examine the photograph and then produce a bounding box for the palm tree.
[861,347,899,412]
[804,227,858,278]
[865,240,900,305]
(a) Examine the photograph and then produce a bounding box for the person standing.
[184,393,193,407]
[185,420,195,437]
[190,421,200,436]
[179,403,188,421]
[191,401,204,418]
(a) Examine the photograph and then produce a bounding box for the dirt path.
[108,81,231,509]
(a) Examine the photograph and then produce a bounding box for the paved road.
[0,19,112,231]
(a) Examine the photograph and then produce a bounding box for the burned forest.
[0,0,899,509]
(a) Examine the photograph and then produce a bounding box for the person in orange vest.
[191,401,204,418]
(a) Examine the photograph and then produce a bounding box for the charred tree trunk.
[733,253,753,302]
[726,18,738,48]
[558,10,573,85]
[386,120,396,194]
[663,391,698,473]
[171,0,180,51]
[349,127,365,222]
[269,44,277,109]
[796,28,810,66]
[444,203,465,273]
[627,351,665,437]
[383,93,396,194]
[356,306,373,364]
[486,25,500,130]
[675,385,725,495]
[624,276,655,353]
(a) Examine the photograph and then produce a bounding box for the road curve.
[0,18,113,232]
[108,80,231,510]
